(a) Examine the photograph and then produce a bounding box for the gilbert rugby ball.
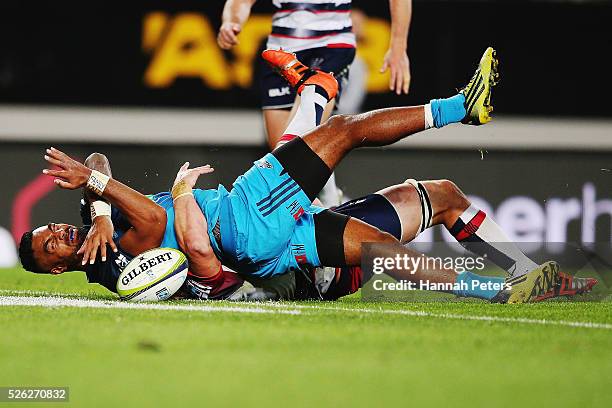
[117,248,188,302]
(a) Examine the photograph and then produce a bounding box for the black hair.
[18,231,47,274]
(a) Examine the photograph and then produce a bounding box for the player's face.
[31,223,83,274]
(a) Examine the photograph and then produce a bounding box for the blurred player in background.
[336,8,368,115]
[217,0,412,206]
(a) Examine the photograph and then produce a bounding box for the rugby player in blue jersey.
[18,48,593,303]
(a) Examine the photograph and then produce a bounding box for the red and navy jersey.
[267,0,355,52]
[80,199,135,293]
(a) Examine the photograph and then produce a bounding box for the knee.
[370,229,398,244]
[434,179,470,211]
[438,179,462,195]
[323,114,351,137]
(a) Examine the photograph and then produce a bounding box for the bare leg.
[342,217,458,290]
[265,95,336,150]
[263,109,291,149]
[339,202,512,300]
[302,106,426,171]
[376,180,469,243]
[301,106,460,281]
[271,91,342,206]
[376,179,539,278]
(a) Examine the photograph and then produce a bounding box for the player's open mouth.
[69,228,76,243]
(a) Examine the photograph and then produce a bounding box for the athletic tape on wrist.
[173,192,194,202]
[171,180,193,201]
[424,104,434,130]
[87,170,110,196]
[90,201,111,219]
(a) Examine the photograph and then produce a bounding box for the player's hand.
[42,147,91,189]
[380,47,411,95]
[173,162,215,189]
[217,22,242,49]
[77,216,118,265]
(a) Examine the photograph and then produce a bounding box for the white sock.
[279,85,342,207]
[448,205,538,278]
[283,86,327,137]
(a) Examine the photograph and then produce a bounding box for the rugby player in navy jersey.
[18,48,595,303]
[219,0,412,206]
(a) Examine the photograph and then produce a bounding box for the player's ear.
[50,265,67,275]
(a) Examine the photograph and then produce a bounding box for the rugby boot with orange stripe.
[262,49,338,100]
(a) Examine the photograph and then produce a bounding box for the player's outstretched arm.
[218,0,257,50]
[381,0,412,94]
[171,162,222,278]
[42,147,166,255]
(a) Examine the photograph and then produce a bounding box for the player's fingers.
[226,29,239,45]
[402,74,411,94]
[389,66,397,91]
[220,29,236,46]
[180,162,190,171]
[395,68,403,95]
[44,154,62,166]
[88,240,99,265]
[44,154,67,169]
[219,28,231,40]
[49,147,71,161]
[42,169,66,177]
[80,240,91,264]
[109,239,118,253]
[380,59,389,73]
[100,241,107,262]
[217,34,229,49]
[54,179,76,189]
[198,167,214,174]
[193,165,213,174]
[218,38,232,50]
[45,147,63,161]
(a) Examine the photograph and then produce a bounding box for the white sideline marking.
[269,304,612,330]
[0,292,610,330]
[0,295,301,316]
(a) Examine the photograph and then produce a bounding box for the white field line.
[0,295,301,315]
[261,303,612,330]
[0,291,610,330]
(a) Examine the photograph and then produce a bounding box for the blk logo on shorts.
[268,87,290,97]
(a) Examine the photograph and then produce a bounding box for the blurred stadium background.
[0,0,610,268]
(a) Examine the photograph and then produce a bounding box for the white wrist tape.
[424,103,434,130]
[87,170,110,196]
[90,201,111,220]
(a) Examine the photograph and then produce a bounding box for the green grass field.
[1,266,611,408]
